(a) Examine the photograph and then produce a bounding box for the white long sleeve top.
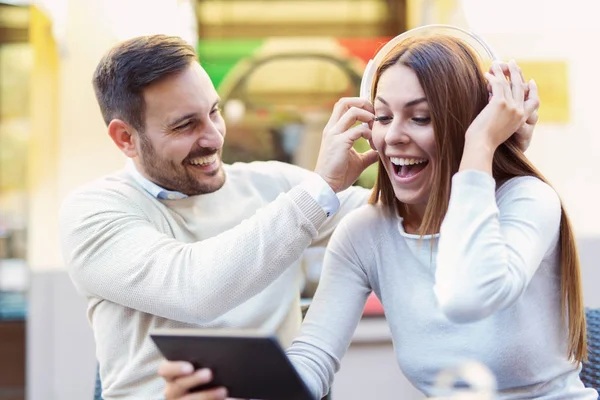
[287,170,597,400]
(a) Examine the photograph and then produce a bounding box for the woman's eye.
[412,117,431,125]
[374,116,392,125]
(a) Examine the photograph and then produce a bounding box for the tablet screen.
[150,328,315,400]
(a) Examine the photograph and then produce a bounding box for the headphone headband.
[359,24,499,100]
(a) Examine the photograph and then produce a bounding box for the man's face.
[134,63,227,196]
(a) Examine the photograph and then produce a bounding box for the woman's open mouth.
[390,157,429,182]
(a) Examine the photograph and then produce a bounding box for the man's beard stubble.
[138,134,226,196]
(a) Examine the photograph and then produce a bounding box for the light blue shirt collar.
[125,159,188,200]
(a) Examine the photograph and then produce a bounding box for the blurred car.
[216,38,364,169]
[214,40,384,315]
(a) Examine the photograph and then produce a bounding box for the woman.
[159,35,595,399]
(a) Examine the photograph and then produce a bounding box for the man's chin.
[190,162,224,179]
[207,170,226,191]
[189,168,226,195]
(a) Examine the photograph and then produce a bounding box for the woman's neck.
[399,203,426,234]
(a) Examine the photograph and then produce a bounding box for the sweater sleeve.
[270,160,371,248]
[286,216,373,399]
[434,170,562,323]
[311,185,371,247]
[59,184,328,325]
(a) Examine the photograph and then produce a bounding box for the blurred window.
[0,3,31,320]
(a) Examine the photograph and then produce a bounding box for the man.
[60,34,376,399]
[60,35,538,399]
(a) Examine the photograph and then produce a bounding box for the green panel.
[197,39,264,89]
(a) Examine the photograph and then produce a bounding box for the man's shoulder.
[224,160,311,189]
[58,170,166,246]
[225,160,307,176]
[61,169,152,210]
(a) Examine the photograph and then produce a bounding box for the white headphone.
[359,24,500,101]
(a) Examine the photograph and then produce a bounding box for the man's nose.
[197,122,224,149]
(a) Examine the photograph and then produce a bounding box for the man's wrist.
[298,173,340,217]
[313,167,340,193]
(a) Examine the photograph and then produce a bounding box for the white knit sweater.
[288,171,597,400]
[59,160,368,399]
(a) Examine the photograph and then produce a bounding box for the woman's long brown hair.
[368,35,586,362]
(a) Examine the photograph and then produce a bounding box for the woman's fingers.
[325,97,374,132]
[484,71,507,102]
[508,60,525,105]
[523,79,540,120]
[326,107,374,141]
[490,62,512,100]
[487,61,530,102]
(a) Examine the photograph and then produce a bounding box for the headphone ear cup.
[360,59,376,100]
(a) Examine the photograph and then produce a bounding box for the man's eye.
[374,116,392,125]
[210,107,221,115]
[174,121,193,131]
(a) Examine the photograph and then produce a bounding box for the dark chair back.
[94,363,103,400]
[580,308,600,397]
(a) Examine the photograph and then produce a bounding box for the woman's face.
[372,64,436,214]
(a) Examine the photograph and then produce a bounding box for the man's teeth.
[189,154,217,166]
[390,157,427,166]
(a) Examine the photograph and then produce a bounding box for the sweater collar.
[125,159,188,200]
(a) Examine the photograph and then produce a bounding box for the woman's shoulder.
[337,203,396,238]
[328,203,397,267]
[496,175,561,216]
[497,175,559,202]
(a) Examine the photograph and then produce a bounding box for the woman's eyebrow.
[375,96,427,109]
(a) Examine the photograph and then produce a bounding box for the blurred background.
[0,0,598,399]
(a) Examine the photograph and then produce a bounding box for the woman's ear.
[366,119,377,151]
[368,138,377,152]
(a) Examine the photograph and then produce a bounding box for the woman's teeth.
[189,153,217,166]
[390,157,427,166]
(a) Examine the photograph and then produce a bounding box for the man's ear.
[108,119,138,157]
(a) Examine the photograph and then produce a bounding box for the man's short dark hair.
[92,34,198,132]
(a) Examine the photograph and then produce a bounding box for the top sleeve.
[59,183,328,325]
[434,170,562,323]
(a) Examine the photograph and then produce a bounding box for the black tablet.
[150,328,316,400]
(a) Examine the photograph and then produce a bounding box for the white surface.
[0,258,29,291]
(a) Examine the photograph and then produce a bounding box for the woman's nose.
[385,121,411,147]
